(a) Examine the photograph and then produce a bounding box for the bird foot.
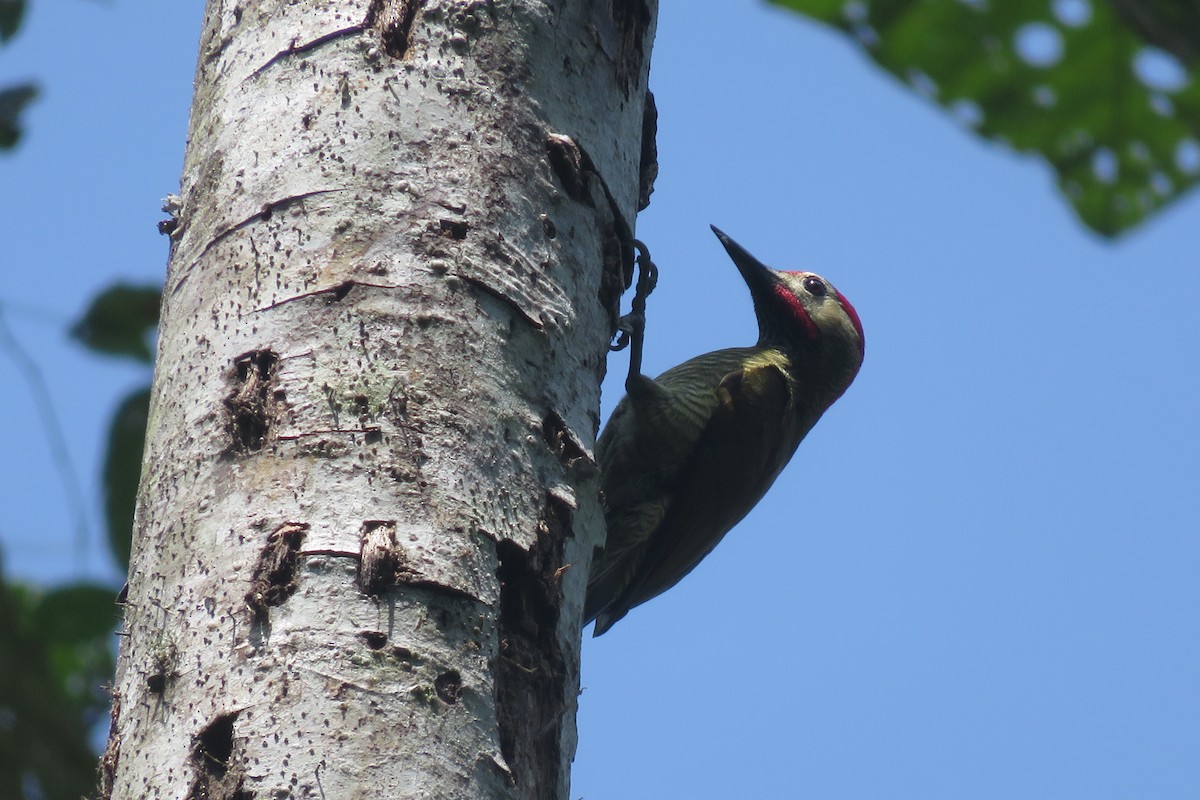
[610,239,657,389]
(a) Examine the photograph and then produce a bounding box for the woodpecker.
[584,226,865,636]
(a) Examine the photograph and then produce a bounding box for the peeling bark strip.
[357,519,400,595]
[545,132,641,327]
[609,0,653,96]
[545,133,596,207]
[188,712,246,800]
[638,90,659,210]
[224,350,278,452]
[245,522,308,619]
[97,692,122,800]
[495,497,572,798]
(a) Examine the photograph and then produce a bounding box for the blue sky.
[2,1,1197,798]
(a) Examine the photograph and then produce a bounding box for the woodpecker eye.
[802,276,827,297]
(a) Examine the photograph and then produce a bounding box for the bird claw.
[612,239,657,388]
[610,312,642,352]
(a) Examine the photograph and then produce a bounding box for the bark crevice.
[97,693,122,800]
[250,25,369,79]
[494,497,572,799]
[375,0,424,59]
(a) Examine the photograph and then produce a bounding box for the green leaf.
[0,83,37,151]
[69,284,161,362]
[32,584,120,648]
[0,574,110,800]
[772,0,1200,237]
[103,387,151,570]
[0,0,25,43]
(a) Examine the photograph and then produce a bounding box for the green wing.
[588,349,806,633]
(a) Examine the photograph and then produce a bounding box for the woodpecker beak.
[710,225,779,301]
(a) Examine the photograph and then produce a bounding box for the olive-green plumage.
[584,227,865,635]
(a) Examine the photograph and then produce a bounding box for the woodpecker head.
[711,226,865,393]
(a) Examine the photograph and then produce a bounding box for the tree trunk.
[102,2,656,798]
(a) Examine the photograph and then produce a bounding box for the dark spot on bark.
[224,350,278,452]
[358,520,400,595]
[542,411,588,470]
[494,496,572,796]
[189,711,249,800]
[438,217,469,240]
[246,522,308,623]
[360,630,388,649]
[145,642,179,696]
[332,280,354,301]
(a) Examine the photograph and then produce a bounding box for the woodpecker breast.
[584,228,864,635]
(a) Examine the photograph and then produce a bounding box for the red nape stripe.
[835,292,866,354]
[772,284,819,339]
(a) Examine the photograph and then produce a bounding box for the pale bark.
[103,2,655,798]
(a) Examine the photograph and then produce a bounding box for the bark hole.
[379,0,422,59]
[360,630,388,649]
[246,522,308,623]
[439,217,470,240]
[434,669,463,704]
[224,350,278,452]
[494,497,571,797]
[195,713,235,777]
[189,711,249,800]
[358,519,400,595]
